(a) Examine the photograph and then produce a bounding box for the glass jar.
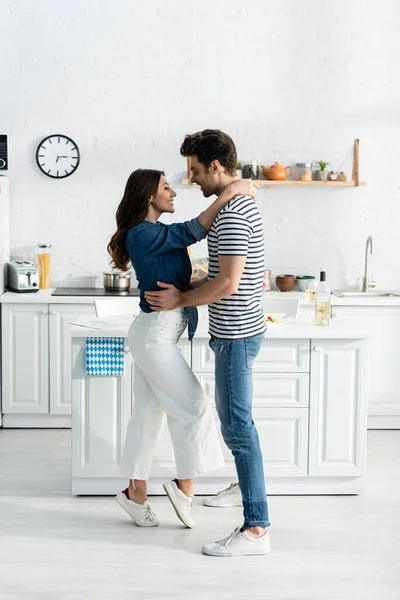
[36,243,52,289]
[262,270,272,292]
[295,162,313,181]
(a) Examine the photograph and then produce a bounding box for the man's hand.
[144,282,181,311]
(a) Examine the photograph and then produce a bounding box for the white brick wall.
[1,0,400,289]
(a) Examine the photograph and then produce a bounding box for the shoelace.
[217,526,242,548]
[143,503,156,522]
[215,482,239,497]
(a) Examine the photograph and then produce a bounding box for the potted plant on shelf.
[315,160,330,181]
[235,162,243,178]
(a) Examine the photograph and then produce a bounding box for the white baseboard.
[72,476,364,496]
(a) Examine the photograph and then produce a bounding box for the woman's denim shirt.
[125,217,207,339]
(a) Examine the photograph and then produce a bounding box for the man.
[145,129,270,557]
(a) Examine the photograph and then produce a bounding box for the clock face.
[36,134,80,178]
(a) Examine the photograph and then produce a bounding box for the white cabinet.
[2,304,49,414]
[70,333,369,495]
[215,407,309,478]
[309,339,368,480]
[194,372,309,408]
[190,338,310,488]
[192,338,310,372]
[71,338,132,495]
[2,302,96,426]
[333,307,400,428]
[49,305,97,415]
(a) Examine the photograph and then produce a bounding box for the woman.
[108,169,256,529]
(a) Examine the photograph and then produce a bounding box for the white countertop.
[2,288,400,307]
[0,289,98,304]
[70,315,370,340]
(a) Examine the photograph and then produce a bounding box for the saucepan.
[103,270,131,291]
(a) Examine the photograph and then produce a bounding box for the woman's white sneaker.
[202,526,270,557]
[115,489,159,527]
[203,482,242,508]
[163,480,195,528]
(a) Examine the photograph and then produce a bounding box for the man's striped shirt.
[207,195,266,339]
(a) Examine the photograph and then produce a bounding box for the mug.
[243,164,258,179]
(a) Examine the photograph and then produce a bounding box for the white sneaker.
[163,480,195,528]
[202,526,270,557]
[115,489,159,527]
[203,482,243,508]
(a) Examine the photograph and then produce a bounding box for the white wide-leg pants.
[120,309,225,481]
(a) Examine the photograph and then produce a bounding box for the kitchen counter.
[0,288,140,303]
[70,314,371,340]
[3,288,400,306]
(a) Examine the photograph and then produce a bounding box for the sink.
[333,290,400,298]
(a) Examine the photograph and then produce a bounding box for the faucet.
[362,236,375,292]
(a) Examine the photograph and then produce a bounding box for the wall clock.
[36,134,80,178]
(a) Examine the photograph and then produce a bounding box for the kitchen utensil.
[37,243,52,289]
[7,261,39,293]
[103,270,131,291]
[261,162,293,180]
[242,163,258,179]
[296,275,316,292]
[275,274,296,292]
[295,163,313,181]
[305,279,317,303]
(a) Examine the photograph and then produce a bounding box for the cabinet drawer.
[149,408,309,478]
[219,408,309,478]
[194,372,309,407]
[192,339,310,372]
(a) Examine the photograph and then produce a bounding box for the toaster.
[7,261,39,293]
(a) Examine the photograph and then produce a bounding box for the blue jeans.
[210,334,270,528]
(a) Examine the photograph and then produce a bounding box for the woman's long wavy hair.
[107,169,164,271]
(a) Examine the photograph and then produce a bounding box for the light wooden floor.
[0,429,399,600]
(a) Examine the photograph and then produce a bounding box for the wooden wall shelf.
[183,139,365,187]
[181,178,366,187]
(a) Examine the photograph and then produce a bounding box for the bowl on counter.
[296,275,316,292]
[103,270,131,291]
[275,274,296,292]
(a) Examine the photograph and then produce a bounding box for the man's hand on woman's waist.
[145,282,182,311]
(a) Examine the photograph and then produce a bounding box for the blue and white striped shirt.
[207,195,266,339]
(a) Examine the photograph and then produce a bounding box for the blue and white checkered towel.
[85,337,125,376]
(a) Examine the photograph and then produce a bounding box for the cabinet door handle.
[313,346,322,352]
[50,309,56,315]
[123,345,130,353]
[42,309,48,315]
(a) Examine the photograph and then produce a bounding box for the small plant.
[317,160,330,171]
[236,161,242,170]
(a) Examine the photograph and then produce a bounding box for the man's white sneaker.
[202,526,270,557]
[163,480,195,528]
[115,489,159,527]
[203,482,242,508]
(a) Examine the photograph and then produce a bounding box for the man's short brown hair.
[180,129,237,176]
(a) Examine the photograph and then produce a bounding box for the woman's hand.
[227,178,259,199]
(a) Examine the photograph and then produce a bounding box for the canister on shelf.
[295,162,313,181]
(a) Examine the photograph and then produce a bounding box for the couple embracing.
[108,129,270,557]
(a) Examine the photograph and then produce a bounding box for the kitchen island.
[70,315,370,496]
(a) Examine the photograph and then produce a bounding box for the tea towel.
[85,337,125,376]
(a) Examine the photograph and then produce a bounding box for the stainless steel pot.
[103,270,131,291]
